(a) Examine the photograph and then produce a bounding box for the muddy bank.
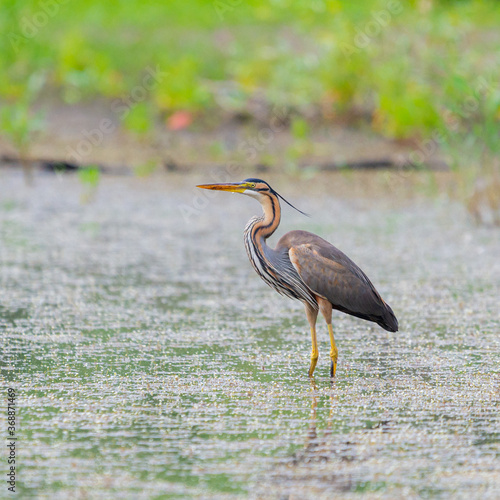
[0,100,446,175]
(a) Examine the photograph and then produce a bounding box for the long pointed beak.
[196,182,247,193]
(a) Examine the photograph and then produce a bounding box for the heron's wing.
[288,242,388,321]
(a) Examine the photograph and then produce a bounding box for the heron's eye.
[250,183,256,188]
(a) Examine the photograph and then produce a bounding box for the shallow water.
[1,170,499,499]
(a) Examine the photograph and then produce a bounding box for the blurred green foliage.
[1,0,498,140]
[0,71,44,151]
[77,164,100,202]
[78,165,100,188]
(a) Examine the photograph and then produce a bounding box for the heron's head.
[197,178,272,200]
[197,178,308,215]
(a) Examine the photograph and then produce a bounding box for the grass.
[1,0,500,222]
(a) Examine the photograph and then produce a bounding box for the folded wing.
[281,231,398,332]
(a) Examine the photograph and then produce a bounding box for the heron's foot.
[308,352,319,377]
[329,346,338,378]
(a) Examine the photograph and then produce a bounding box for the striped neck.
[243,192,281,280]
[246,192,281,242]
[243,192,318,308]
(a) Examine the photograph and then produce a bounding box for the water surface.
[1,171,499,498]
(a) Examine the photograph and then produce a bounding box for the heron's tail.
[377,302,398,332]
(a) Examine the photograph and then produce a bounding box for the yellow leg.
[328,323,338,377]
[308,327,319,377]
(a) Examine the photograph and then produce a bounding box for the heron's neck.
[244,194,281,274]
[249,194,281,242]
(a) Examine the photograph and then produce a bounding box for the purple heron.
[197,179,398,377]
